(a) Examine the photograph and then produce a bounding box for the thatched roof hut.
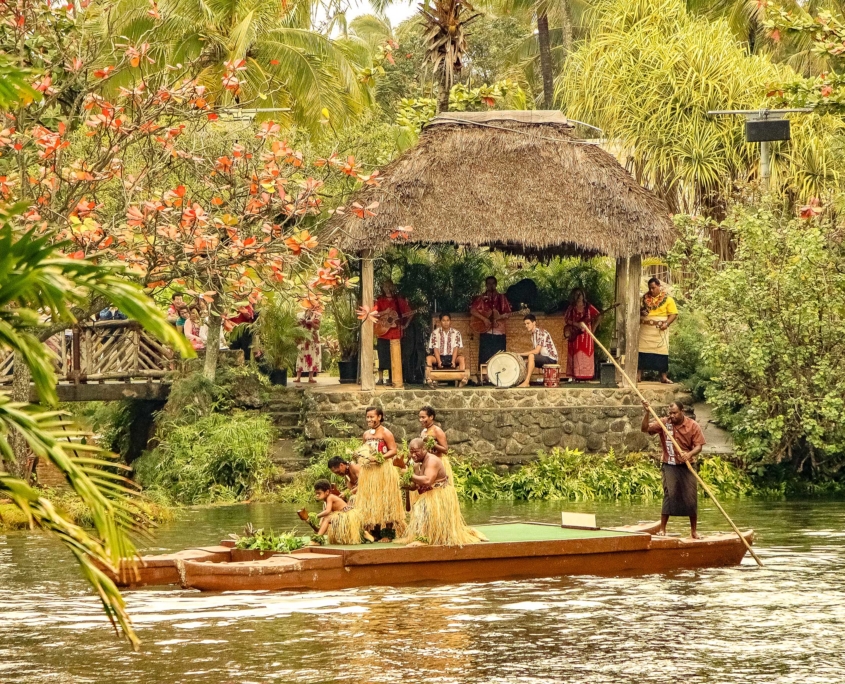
[334,111,674,390]
[329,110,675,259]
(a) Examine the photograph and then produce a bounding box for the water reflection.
[1,500,843,683]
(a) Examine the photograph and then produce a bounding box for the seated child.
[313,479,373,545]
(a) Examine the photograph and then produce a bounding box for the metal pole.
[760,140,771,190]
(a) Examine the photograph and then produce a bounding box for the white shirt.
[531,327,558,361]
[429,327,463,355]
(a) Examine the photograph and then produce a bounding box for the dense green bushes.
[667,311,718,401]
[134,412,275,505]
[131,367,277,506]
[276,442,756,504]
[671,203,845,479]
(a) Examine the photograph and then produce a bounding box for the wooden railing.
[0,320,171,385]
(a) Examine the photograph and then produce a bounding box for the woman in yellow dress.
[638,278,678,384]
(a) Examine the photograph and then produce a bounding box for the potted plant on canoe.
[255,294,305,386]
[328,289,359,384]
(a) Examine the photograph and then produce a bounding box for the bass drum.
[486,352,527,388]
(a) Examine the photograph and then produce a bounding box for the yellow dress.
[402,480,487,546]
[639,295,678,356]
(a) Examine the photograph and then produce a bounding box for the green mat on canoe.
[323,523,635,550]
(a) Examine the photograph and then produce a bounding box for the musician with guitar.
[470,276,512,366]
[374,279,413,386]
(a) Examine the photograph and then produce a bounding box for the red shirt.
[647,417,706,464]
[471,292,511,335]
[227,304,255,326]
[375,295,411,340]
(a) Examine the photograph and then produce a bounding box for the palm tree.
[417,0,483,112]
[480,0,589,109]
[558,0,845,226]
[99,0,370,133]
[0,206,192,649]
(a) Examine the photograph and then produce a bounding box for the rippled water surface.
[2,499,843,683]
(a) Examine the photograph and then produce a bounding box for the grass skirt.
[409,455,452,508]
[402,483,487,546]
[356,462,407,534]
[328,507,366,545]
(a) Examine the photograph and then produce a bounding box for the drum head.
[487,352,522,387]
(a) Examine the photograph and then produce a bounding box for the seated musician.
[425,313,467,387]
[470,276,512,366]
[517,313,559,387]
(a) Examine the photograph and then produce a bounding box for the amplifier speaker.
[745,119,790,142]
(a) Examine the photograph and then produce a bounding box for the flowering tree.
[0,0,385,380]
[764,5,845,111]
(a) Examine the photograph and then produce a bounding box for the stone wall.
[297,385,693,465]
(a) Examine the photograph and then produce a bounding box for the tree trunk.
[203,296,223,382]
[437,67,450,113]
[537,12,555,109]
[7,353,31,478]
[560,0,573,53]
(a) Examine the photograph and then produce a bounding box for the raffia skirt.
[408,455,453,508]
[328,507,366,545]
[402,482,487,546]
[356,462,407,534]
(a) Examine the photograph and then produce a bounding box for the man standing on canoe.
[357,406,406,541]
[641,400,706,539]
[401,438,486,546]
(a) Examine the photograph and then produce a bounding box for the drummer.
[517,314,559,388]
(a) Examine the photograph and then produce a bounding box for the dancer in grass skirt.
[313,480,373,545]
[401,439,486,547]
[356,407,407,541]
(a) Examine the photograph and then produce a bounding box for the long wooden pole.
[579,322,762,567]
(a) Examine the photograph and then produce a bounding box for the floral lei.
[641,290,667,316]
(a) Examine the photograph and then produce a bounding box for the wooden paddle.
[578,322,763,567]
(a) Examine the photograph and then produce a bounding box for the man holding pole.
[641,400,705,539]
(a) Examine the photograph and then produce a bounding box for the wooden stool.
[426,367,469,387]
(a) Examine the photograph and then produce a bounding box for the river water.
[1,498,843,683]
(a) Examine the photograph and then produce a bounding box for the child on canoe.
[313,480,373,545]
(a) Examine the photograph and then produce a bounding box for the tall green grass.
[134,412,276,505]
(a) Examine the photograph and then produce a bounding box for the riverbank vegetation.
[274,439,761,505]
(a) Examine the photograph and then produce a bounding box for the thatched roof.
[328,110,675,258]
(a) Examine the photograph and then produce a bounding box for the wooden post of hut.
[614,257,628,384]
[360,251,375,392]
[625,256,642,382]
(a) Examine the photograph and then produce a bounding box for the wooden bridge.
[0,320,173,401]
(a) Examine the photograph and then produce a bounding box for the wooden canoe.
[112,522,755,591]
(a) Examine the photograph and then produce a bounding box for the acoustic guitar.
[563,303,620,340]
[374,307,413,337]
[470,305,502,334]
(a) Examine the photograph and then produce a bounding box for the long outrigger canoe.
[112,522,755,592]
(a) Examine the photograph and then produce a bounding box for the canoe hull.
[114,525,754,592]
